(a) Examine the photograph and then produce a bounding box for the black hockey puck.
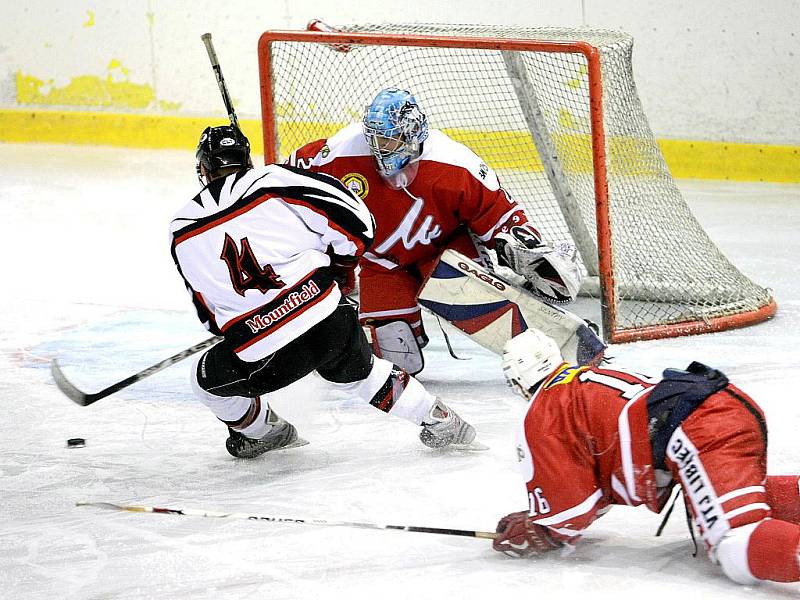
[66,438,86,448]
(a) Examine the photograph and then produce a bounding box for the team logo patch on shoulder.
[544,364,588,389]
[342,173,369,199]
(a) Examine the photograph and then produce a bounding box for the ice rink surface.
[1,142,799,599]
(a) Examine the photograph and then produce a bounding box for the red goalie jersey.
[287,123,528,326]
[288,123,526,271]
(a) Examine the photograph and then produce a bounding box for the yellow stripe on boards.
[0,109,265,155]
[659,139,800,183]
[0,109,797,183]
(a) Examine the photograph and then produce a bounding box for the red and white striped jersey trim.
[531,489,603,541]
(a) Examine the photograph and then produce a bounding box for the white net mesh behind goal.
[259,23,775,342]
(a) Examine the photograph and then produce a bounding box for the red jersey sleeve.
[523,436,606,547]
[433,163,528,246]
[516,387,608,547]
[285,139,329,170]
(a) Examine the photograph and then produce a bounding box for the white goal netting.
[259,23,775,341]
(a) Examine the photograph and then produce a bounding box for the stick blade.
[51,359,97,406]
[77,501,127,511]
[448,440,490,451]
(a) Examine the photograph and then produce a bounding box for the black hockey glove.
[329,254,358,296]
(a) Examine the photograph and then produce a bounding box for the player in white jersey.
[169,125,477,457]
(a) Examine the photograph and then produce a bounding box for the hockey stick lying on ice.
[77,501,500,540]
[51,336,221,407]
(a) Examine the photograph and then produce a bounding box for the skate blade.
[275,437,309,452]
[446,440,489,451]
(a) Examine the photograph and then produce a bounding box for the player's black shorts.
[196,303,373,398]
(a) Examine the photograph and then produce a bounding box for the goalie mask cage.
[257,24,776,344]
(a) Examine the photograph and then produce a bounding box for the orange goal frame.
[257,30,776,344]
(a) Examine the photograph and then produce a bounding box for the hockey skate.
[226,408,306,458]
[419,399,481,450]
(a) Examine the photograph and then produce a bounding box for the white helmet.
[502,329,564,399]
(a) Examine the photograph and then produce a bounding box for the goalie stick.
[77,501,499,540]
[51,336,221,406]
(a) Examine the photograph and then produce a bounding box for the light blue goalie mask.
[362,88,429,180]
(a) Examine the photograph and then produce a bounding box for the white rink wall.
[1,0,798,144]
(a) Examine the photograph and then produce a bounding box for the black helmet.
[196,125,252,184]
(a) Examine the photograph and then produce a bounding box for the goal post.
[257,24,776,344]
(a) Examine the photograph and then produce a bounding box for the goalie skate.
[226,409,307,458]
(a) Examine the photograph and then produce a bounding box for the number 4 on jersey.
[220,233,285,296]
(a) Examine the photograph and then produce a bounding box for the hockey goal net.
[257,23,776,343]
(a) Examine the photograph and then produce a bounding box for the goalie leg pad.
[364,320,425,375]
[417,250,605,365]
[575,323,607,366]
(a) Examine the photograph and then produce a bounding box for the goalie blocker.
[416,250,605,366]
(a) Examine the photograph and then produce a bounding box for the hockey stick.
[201,32,239,128]
[51,336,221,406]
[77,501,499,540]
[51,36,234,408]
[434,315,470,361]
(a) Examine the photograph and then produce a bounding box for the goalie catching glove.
[495,225,582,303]
[493,510,563,557]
